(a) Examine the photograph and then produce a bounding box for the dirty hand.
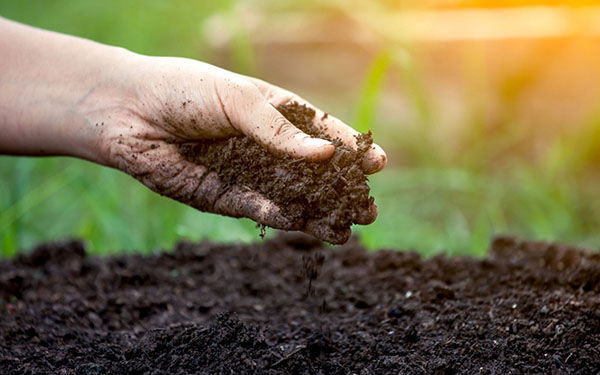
[100,55,386,242]
[0,17,386,243]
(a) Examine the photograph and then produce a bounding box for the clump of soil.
[1,234,599,374]
[179,102,374,241]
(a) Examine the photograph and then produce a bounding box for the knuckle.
[270,92,295,107]
[231,79,261,97]
[273,118,299,138]
[213,189,293,229]
[139,160,188,198]
[191,172,220,212]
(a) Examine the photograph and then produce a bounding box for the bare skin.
[0,17,387,243]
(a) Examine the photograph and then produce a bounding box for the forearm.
[0,17,133,162]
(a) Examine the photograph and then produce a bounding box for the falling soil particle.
[1,234,600,374]
[302,251,325,296]
[179,102,374,242]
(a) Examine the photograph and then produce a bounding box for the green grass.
[0,157,260,255]
[2,154,599,256]
[1,0,600,256]
[0,0,235,57]
[354,51,392,133]
[357,167,600,256]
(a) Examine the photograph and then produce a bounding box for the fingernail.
[302,137,332,148]
[362,144,387,174]
[354,203,378,225]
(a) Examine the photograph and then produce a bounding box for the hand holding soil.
[0,17,386,243]
[101,57,386,243]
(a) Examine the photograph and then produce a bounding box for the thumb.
[231,94,334,161]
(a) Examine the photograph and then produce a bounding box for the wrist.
[67,46,142,165]
[0,18,141,164]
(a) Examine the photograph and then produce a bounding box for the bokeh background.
[1,0,600,256]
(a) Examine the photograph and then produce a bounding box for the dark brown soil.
[1,234,600,374]
[179,102,374,241]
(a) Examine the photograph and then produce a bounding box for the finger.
[187,169,298,230]
[362,144,387,174]
[190,172,304,230]
[168,166,299,230]
[211,186,298,230]
[225,84,334,162]
[353,202,378,225]
[304,219,352,245]
[243,103,334,162]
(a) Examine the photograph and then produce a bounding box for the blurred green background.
[1,0,600,256]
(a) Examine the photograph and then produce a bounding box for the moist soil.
[179,102,374,241]
[1,234,600,374]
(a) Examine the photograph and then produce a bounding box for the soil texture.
[1,234,600,374]
[179,102,374,242]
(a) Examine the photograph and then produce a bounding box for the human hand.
[0,18,385,242]
[90,54,387,243]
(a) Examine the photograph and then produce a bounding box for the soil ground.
[1,233,599,374]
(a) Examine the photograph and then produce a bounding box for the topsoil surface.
[179,102,373,241]
[1,233,599,374]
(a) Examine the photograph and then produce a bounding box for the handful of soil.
[179,102,374,244]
